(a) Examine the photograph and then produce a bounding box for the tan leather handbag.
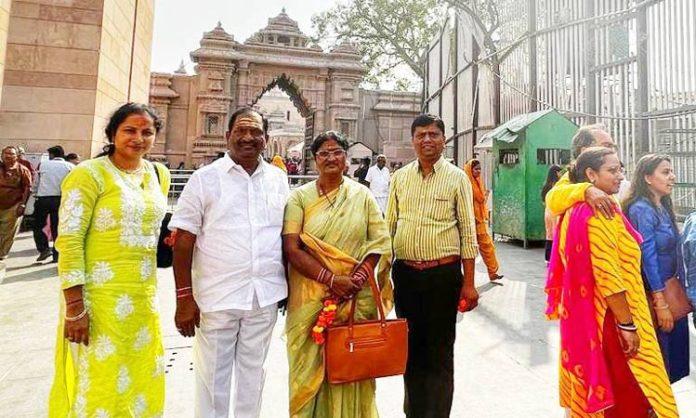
[325,271,408,384]
[663,277,694,321]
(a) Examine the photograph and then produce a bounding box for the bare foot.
[490,274,504,281]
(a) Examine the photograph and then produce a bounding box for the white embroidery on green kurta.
[134,327,152,350]
[93,335,116,361]
[116,365,131,394]
[93,208,116,232]
[140,258,153,281]
[153,355,165,377]
[61,270,85,286]
[89,262,114,286]
[133,394,147,417]
[94,408,110,418]
[58,189,84,234]
[114,294,134,320]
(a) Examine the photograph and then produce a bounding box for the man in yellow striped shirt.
[386,114,479,418]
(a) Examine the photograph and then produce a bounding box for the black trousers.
[33,196,61,259]
[393,260,463,418]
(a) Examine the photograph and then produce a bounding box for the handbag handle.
[346,262,387,338]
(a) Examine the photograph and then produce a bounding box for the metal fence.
[425,0,696,216]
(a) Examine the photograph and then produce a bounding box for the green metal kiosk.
[477,109,577,247]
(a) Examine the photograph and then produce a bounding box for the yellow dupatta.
[283,179,392,417]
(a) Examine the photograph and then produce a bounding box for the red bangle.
[177,292,193,299]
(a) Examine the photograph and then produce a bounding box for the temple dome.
[245,9,311,49]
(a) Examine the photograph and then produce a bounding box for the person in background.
[617,161,631,203]
[48,102,170,417]
[177,161,185,170]
[271,154,288,173]
[364,154,390,214]
[286,158,298,176]
[624,154,689,384]
[16,146,35,178]
[545,147,677,418]
[387,114,478,417]
[282,131,391,417]
[545,124,618,219]
[680,211,696,330]
[170,107,289,417]
[353,157,370,186]
[33,145,73,262]
[0,146,32,260]
[464,158,503,281]
[65,153,80,165]
[541,164,563,263]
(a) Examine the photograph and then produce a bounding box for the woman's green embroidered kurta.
[49,157,170,418]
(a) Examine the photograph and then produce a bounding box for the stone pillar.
[0,0,11,105]
[149,73,179,158]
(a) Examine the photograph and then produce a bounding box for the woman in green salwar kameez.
[282,131,392,417]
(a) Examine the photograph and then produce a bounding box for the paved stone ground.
[1,232,695,417]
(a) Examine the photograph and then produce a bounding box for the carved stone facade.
[149,10,420,169]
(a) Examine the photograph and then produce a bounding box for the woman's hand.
[64,301,90,346]
[654,307,674,332]
[618,329,640,357]
[652,292,674,332]
[331,275,360,299]
[175,296,200,337]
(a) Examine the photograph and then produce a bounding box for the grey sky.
[151,0,334,73]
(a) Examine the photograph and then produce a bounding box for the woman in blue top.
[681,213,696,331]
[624,154,689,383]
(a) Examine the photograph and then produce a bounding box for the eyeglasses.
[316,149,346,159]
[414,131,443,141]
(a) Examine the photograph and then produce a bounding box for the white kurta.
[365,165,390,213]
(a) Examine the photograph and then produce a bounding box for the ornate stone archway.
[150,10,420,169]
[153,11,363,167]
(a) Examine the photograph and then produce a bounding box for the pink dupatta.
[544,203,643,413]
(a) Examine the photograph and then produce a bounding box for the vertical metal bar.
[529,0,538,111]
[635,0,650,157]
[585,0,597,122]
[453,13,459,164]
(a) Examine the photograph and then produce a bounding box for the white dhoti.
[374,196,388,214]
[193,297,278,418]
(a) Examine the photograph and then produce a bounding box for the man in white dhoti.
[169,107,289,418]
[364,154,391,213]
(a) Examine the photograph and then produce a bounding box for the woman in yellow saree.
[282,131,392,417]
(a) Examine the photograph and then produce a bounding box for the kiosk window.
[537,148,571,165]
[500,149,520,165]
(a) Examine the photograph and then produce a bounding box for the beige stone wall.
[0,0,12,105]
[91,0,154,157]
[0,0,155,158]
[0,0,103,156]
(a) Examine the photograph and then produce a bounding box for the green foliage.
[312,0,446,90]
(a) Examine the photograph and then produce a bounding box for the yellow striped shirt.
[386,157,478,261]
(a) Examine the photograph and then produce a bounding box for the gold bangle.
[654,304,670,310]
[65,308,87,322]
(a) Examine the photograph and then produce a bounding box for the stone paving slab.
[1,232,694,417]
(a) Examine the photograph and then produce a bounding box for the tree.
[312,0,446,90]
